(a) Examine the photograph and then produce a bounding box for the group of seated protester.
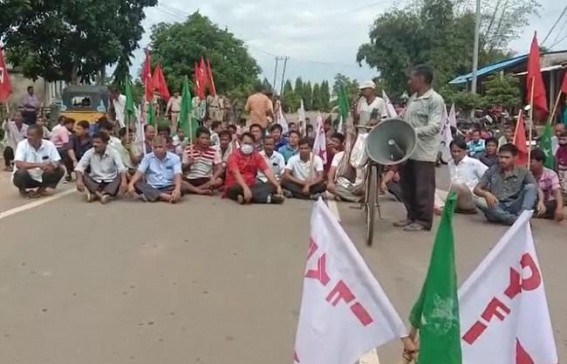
[435,137,564,226]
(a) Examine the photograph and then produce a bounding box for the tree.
[294,77,304,103]
[149,12,260,95]
[282,79,299,112]
[312,83,323,111]
[332,74,360,106]
[3,0,157,83]
[481,74,520,109]
[357,0,533,95]
[302,81,313,110]
[320,80,331,111]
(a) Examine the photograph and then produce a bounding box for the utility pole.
[470,0,481,94]
[279,56,289,96]
[273,57,283,93]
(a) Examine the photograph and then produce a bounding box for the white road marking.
[0,189,74,221]
[327,199,341,222]
[359,348,381,364]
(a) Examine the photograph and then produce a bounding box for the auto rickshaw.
[51,85,109,124]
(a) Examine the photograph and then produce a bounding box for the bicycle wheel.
[366,164,378,246]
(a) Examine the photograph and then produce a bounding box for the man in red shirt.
[224,132,284,204]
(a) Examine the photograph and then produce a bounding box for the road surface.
[0,170,565,363]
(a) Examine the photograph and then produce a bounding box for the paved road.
[0,170,565,363]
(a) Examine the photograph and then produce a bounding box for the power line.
[542,4,567,46]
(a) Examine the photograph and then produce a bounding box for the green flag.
[338,84,349,122]
[539,122,555,169]
[146,101,154,126]
[409,192,462,364]
[178,76,198,142]
[123,79,135,127]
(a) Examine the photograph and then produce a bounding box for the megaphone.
[365,118,417,166]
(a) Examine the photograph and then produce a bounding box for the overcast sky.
[130,0,566,87]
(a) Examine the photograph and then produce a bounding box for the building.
[449,50,567,113]
[5,63,66,110]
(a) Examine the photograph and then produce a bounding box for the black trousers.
[22,111,37,125]
[13,168,65,190]
[3,146,14,167]
[400,160,436,230]
[281,180,326,199]
[57,148,73,176]
[226,182,275,203]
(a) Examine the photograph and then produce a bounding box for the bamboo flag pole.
[548,91,563,125]
[527,79,535,163]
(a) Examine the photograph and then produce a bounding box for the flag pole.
[548,92,563,125]
[527,78,535,163]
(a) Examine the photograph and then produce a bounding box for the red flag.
[152,64,170,101]
[194,61,204,100]
[206,58,216,96]
[141,49,153,101]
[513,111,528,166]
[560,70,567,95]
[525,33,548,114]
[199,57,209,95]
[0,47,12,103]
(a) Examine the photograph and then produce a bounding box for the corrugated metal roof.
[449,54,527,84]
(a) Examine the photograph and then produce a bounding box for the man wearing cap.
[354,81,386,127]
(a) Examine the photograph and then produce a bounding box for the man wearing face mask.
[224,132,284,204]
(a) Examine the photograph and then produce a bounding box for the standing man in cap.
[354,80,386,127]
[395,64,445,232]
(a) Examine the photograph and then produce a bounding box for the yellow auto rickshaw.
[52,85,110,124]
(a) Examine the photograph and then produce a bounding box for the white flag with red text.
[312,113,327,164]
[294,200,407,364]
[459,211,558,364]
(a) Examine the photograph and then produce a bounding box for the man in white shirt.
[166,90,181,132]
[110,88,127,128]
[354,80,386,127]
[435,138,488,213]
[258,136,285,183]
[75,132,128,204]
[282,138,326,199]
[326,135,364,202]
[12,124,65,197]
[2,111,28,171]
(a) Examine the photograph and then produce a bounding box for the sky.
[129,0,566,88]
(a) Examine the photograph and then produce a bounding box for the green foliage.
[332,74,360,107]
[320,80,331,111]
[356,0,535,95]
[481,74,521,109]
[302,81,313,110]
[149,12,260,95]
[3,0,157,83]
[311,83,322,111]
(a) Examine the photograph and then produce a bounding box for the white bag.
[349,133,369,169]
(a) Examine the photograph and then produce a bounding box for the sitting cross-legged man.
[182,127,224,195]
[282,137,326,200]
[74,132,128,204]
[224,132,284,204]
[127,136,184,203]
[473,143,544,226]
[12,124,65,198]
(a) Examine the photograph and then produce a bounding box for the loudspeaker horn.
[365,118,417,166]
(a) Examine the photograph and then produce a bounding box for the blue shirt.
[137,152,182,188]
[274,137,287,150]
[467,139,485,158]
[278,144,298,163]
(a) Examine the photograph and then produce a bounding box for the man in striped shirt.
[182,127,224,195]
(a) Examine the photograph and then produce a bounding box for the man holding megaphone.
[394,65,446,232]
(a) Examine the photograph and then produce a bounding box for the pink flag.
[459,210,558,364]
[312,113,327,164]
[294,200,407,364]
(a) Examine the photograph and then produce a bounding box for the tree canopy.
[2,0,157,83]
[356,0,535,96]
[149,12,260,95]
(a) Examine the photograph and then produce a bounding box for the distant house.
[5,63,66,110]
[448,50,567,112]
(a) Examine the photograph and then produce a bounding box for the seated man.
[74,132,128,203]
[113,127,138,175]
[477,137,499,167]
[529,148,564,222]
[435,138,488,214]
[278,130,299,163]
[12,124,65,197]
[258,136,286,183]
[473,143,544,226]
[224,132,283,204]
[127,136,184,203]
[68,120,92,170]
[50,116,75,181]
[380,165,403,201]
[466,128,485,158]
[327,144,363,202]
[182,127,224,195]
[282,137,326,200]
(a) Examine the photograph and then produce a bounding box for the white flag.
[448,103,457,128]
[294,200,407,364]
[382,90,397,118]
[277,106,289,134]
[298,99,306,137]
[459,211,558,364]
[312,112,327,164]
